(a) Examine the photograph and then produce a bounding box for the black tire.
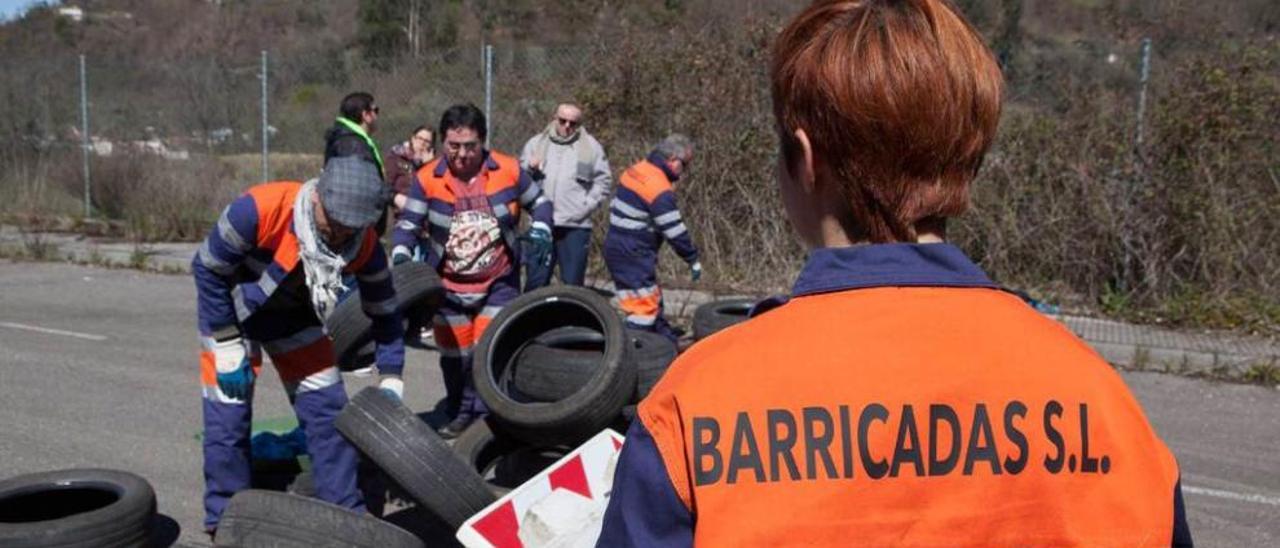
[510,327,607,402]
[329,261,444,371]
[0,468,155,548]
[511,327,676,404]
[692,298,757,340]
[452,420,571,496]
[627,329,677,401]
[335,387,495,529]
[214,490,422,548]
[473,286,635,445]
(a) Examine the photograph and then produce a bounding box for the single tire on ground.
[473,286,635,445]
[329,261,444,371]
[0,468,156,548]
[335,387,495,529]
[692,298,757,340]
[214,489,422,548]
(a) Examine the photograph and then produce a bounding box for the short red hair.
[772,0,1003,242]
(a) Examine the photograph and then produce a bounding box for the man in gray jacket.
[519,103,613,290]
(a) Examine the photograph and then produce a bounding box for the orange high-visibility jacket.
[597,243,1190,547]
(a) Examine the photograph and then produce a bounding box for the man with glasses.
[391,103,554,438]
[603,134,701,344]
[519,103,613,290]
[324,92,383,179]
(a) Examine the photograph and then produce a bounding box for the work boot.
[436,414,477,440]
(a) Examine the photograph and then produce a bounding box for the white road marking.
[1184,485,1280,506]
[0,322,108,341]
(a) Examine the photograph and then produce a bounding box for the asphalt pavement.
[0,261,1276,547]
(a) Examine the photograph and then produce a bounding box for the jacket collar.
[433,151,501,178]
[792,243,995,297]
[748,243,997,318]
[645,151,679,182]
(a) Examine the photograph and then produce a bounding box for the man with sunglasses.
[324,91,384,179]
[519,103,613,290]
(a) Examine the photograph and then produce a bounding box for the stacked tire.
[331,286,682,533]
[335,388,497,530]
[327,261,444,371]
[692,297,757,340]
[473,286,640,445]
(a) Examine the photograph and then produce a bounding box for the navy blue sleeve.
[649,191,698,264]
[596,419,694,548]
[516,168,554,229]
[1172,477,1193,547]
[355,244,405,376]
[193,194,258,337]
[391,172,427,256]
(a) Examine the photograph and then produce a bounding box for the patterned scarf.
[293,179,359,321]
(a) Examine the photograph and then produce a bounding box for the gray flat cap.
[318,156,388,228]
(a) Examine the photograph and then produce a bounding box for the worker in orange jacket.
[597,1,1191,545]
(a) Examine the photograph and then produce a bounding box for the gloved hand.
[391,245,413,266]
[690,261,703,282]
[527,224,553,268]
[213,337,254,401]
[378,375,404,402]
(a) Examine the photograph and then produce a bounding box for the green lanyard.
[335,117,384,175]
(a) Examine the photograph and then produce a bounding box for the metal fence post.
[1134,38,1152,164]
[261,50,269,183]
[484,44,494,149]
[79,54,90,218]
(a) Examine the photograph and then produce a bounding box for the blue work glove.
[391,245,413,266]
[213,337,255,401]
[690,261,703,282]
[527,224,553,268]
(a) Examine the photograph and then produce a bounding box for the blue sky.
[0,0,50,22]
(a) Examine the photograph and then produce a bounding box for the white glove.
[690,261,703,282]
[391,245,413,265]
[213,337,248,374]
[378,375,405,401]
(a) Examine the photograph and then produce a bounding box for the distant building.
[57,6,84,22]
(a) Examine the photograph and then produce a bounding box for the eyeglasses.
[369,106,380,115]
[445,141,482,153]
[556,117,581,129]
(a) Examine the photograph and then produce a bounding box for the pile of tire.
[328,285,680,531]
[692,297,757,341]
[0,468,157,547]
[433,286,678,492]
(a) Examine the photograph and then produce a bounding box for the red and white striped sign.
[456,429,626,548]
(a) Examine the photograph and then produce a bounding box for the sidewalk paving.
[3,225,1275,382]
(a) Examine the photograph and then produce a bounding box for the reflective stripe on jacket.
[391,151,553,270]
[192,181,405,374]
[598,243,1190,547]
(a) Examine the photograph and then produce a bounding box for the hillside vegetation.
[1,0,1276,334]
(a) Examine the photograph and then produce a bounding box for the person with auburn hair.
[596,1,1192,545]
